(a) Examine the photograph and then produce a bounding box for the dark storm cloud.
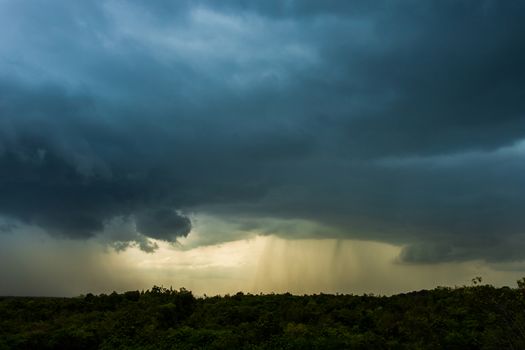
[135,209,191,242]
[0,0,524,262]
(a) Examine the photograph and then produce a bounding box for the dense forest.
[2,280,525,349]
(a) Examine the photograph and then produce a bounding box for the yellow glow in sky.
[1,231,524,297]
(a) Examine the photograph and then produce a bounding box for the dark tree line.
[2,281,525,349]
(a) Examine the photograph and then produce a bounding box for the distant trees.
[517,277,525,290]
[3,282,525,349]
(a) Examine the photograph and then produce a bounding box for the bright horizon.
[2,222,525,297]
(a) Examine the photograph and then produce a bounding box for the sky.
[1,0,525,296]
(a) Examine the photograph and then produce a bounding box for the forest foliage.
[2,280,525,349]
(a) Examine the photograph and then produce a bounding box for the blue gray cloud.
[1,0,525,262]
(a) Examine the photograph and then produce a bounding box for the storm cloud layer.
[1,0,525,262]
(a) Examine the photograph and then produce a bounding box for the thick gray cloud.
[135,209,191,242]
[0,0,524,262]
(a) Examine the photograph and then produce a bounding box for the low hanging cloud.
[0,0,525,262]
[135,209,192,242]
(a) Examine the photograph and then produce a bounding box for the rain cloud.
[1,0,525,262]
